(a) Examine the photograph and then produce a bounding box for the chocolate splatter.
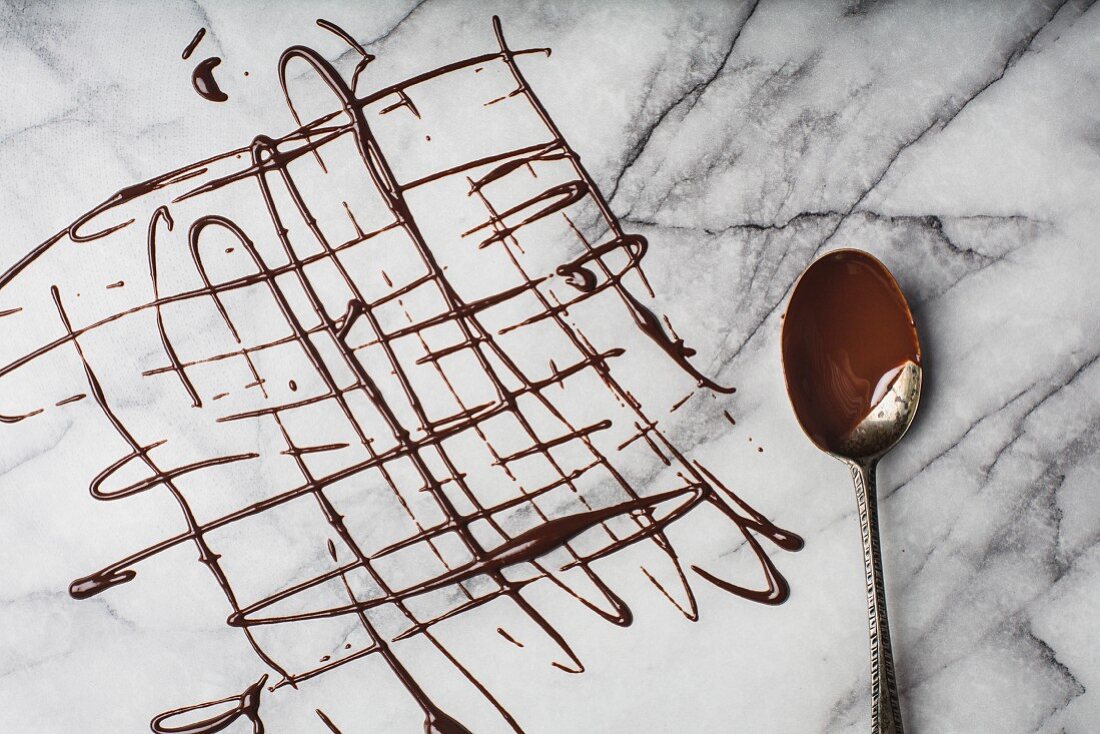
[0,16,801,733]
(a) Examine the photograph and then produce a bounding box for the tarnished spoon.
[781,249,922,734]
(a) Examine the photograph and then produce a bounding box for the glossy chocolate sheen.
[0,17,807,733]
[782,250,920,454]
[191,57,228,102]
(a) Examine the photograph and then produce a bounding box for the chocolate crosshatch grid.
[0,18,801,733]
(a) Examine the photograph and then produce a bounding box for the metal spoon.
[781,249,922,734]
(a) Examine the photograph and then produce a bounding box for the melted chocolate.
[316,709,343,733]
[0,16,803,734]
[69,568,136,599]
[192,57,229,102]
[316,18,374,90]
[151,675,267,734]
[782,249,920,453]
[182,28,206,60]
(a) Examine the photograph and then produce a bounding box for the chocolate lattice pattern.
[0,17,801,734]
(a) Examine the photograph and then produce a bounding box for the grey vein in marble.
[2,1,1099,733]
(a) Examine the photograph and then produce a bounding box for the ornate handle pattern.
[850,459,904,734]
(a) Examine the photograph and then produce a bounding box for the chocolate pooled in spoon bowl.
[781,248,922,734]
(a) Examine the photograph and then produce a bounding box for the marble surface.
[2,1,1099,732]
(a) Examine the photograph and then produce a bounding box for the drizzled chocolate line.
[55,393,86,407]
[497,628,524,648]
[148,206,202,407]
[0,16,802,733]
[182,27,206,61]
[52,284,292,682]
[316,18,374,92]
[316,708,344,733]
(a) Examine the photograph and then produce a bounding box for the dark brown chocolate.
[1,16,804,734]
[192,57,229,102]
[182,27,206,60]
[782,249,920,454]
[150,675,267,734]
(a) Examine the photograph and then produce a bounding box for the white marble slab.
[1,1,1098,732]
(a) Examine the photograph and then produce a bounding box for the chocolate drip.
[425,709,474,734]
[619,284,735,394]
[69,568,137,599]
[182,27,206,60]
[148,206,202,406]
[556,263,597,293]
[391,488,702,600]
[150,675,267,734]
[0,408,42,423]
[192,57,229,102]
[315,709,343,733]
[0,15,803,734]
[316,18,374,90]
[335,298,364,340]
[782,250,920,453]
[465,181,589,248]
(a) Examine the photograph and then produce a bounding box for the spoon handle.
[850,459,904,734]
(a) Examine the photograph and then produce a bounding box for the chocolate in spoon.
[781,249,921,734]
